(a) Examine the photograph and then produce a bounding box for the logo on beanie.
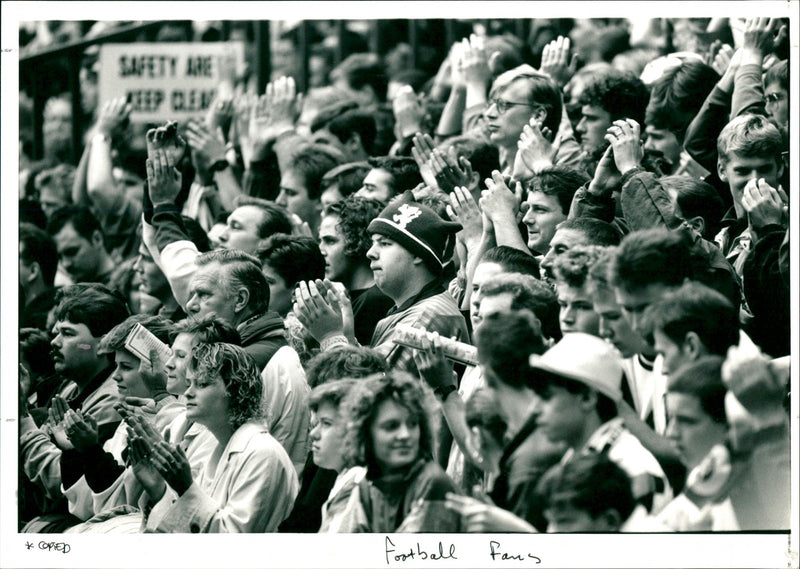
[393,204,422,229]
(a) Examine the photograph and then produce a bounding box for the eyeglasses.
[765,92,786,104]
[486,98,535,115]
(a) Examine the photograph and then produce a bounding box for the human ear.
[682,331,706,361]
[687,216,706,236]
[716,159,728,183]
[233,287,250,314]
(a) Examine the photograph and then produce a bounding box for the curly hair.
[325,195,385,259]
[190,343,263,429]
[340,371,436,475]
[553,245,608,289]
[578,70,649,126]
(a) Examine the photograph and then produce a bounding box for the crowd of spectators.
[18,16,791,535]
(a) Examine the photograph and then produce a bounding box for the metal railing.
[20,19,529,163]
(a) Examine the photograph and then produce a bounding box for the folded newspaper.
[124,322,172,365]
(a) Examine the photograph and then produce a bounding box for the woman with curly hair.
[334,371,461,532]
[136,343,299,532]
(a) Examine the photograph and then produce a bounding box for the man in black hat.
[296,198,469,378]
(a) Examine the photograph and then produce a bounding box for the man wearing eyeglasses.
[482,68,570,175]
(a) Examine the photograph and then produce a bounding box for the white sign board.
[98,42,244,123]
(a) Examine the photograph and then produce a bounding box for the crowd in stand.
[18,16,791,534]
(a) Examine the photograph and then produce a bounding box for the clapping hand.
[741,178,788,235]
[411,133,439,190]
[48,395,73,450]
[430,147,475,194]
[539,36,579,89]
[95,97,131,138]
[293,279,355,344]
[514,117,557,178]
[480,171,524,224]
[63,409,99,452]
[605,119,643,175]
[447,186,483,247]
[146,148,183,207]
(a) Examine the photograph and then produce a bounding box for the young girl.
[335,371,461,532]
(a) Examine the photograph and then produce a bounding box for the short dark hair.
[476,311,542,391]
[257,234,325,290]
[20,222,58,287]
[20,327,56,379]
[234,196,294,239]
[325,195,385,259]
[305,345,389,389]
[610,228,693,291]
[288,144,344,200]
[556,218,620,247]
[465,387,507,447]
[660,176,725,240]
[173,313,242,345]
[641,281,739,357]
[195,249,270,314]
[646,60,719,140]
[366,156,423,198]
[46,206,104,245]
[526,166,590,215]
[480,273,561,342]
[98,313,174,355]
[537,452,635,527]
[438,135,500,188]
[321,162,371,198]
[53,283,130,337]
[578,71,649,125]
[481,245,540,278]
[328,110,377,156]
[553,245,608,289]
[667,356,727,425]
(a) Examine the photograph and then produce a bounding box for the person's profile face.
[185,263,238,323]
[356,168,394,203]
[309,402,347,471]
[764,82,788,129]
[262,263,293,318]
[665,391,727,470]
[522,191,567,255]
[592,288,650,359]
[540,227,589,281]
[469,262,505,329]
[318,214,349,283]
[165,332,197,395]
[575,104,612,155]
[556,282,600,337]
[652,328,691,377]
[217,205,266,255]
[614,282,675,337]
[50,319,100,376]
[112,349,150,400]
[365,234,416,301]
[643,125,682,175]
[278,170,320,226]
[53,222,102,283]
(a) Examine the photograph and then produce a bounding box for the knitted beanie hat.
[367,196,461,274]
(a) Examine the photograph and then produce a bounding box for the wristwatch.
[210,158,229,173]
[433,384,457,402]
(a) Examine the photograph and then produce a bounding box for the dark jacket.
[238,311,288,370]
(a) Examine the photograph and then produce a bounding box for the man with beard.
[574,71,648,176]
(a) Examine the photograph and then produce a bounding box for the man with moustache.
[19,284,129,524]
